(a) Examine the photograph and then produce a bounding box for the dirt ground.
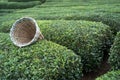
[81,53,111,80]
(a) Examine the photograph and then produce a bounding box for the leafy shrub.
[38,20,113,72]
[96,70,120,80]
[108,31,120,70]
[0,1,41,9]
[8,0,46,3]
[0,9,15,16]
[79,13,120,34]
[0,1,119,34]
[0,33,83,80]
[0,20,15,33]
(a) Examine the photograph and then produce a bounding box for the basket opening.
[12,19,36,45]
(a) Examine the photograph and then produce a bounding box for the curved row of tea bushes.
[108,31,120,70]
[0,33,83,80]
[96,70,120,80]
[0,20,14,33]
[88,13,120,34]
[8,0,46,3]
[0,2,119,34]
[65,13,120,34]
[38,20,114,72]
[0,1,41,9]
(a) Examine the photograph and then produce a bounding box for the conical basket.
[10,17,44,47]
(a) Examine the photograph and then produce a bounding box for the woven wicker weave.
[10,17,44,47]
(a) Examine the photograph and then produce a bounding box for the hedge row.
[0,1,119,34]
[0,20,114,72]
[0,20,14,33]
[38,20,113,72]
[96,70,120,80]
[0,1,41,9]
[8,0,46,3]
[108,31,120,70]
[78,13,120,34]
[0,33,83,80]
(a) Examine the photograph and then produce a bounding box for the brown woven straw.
[10,17,44,47]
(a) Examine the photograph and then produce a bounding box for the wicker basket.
[10,17,44,47]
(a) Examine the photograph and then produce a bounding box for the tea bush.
[8,0,46,3]
[0,9,15,16]
[0,20,14,33]
[0,1,41,9]
[0,33,83,80]
[96,70,120,80]
[78,13,120,34]
[38,20,113,72]
[0,0,119,34]
[108,31,120,70]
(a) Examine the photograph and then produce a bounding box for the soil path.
[81,53,111,80]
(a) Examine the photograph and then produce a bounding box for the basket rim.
[10,17,41,47]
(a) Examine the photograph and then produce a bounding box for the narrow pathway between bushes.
[81,53,111,80]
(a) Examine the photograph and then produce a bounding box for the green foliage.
[0,20,14,33]
[0,20,113,72]
[96,70,120,80]
[108,31,120,70]
[38,20,113,72]
[0,0,8,2]
[8,0,46,3]
[0,33,83,80]
[79,13,120,34]
[0,1,41,9]
[0,0,119,33]
[0,9,15,16]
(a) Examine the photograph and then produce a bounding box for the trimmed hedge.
[96,70,120,80]
[0,20,14,33]
[79,13,120,34]
[0,1,41,9]
[0,9,14,14]
[0,33,83,80]
[108,31,120,70]
[38,20,113,72]
[0,1,119,34]
[8,0,46,3]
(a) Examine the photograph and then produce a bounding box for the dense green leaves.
[38,20,113,72]
[0,0,120,34]
[0,20,14,33]
[0,0,119,79]
[0,33,83,80]
[96,70,120,80]
[0,1,41,9]
[109,31,120,70]
[8,0,46,3]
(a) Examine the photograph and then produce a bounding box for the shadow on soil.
[81,52,111,80]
